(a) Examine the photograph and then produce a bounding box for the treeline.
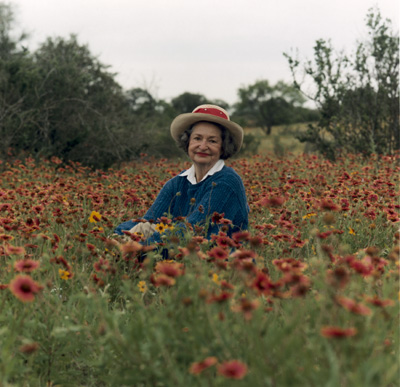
[0,4,318,169]
[1,4,398,168]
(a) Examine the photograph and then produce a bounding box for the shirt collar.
[180,159,225,184]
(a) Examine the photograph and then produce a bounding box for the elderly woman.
[114,104,249,243]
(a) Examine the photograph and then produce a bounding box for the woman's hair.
[177,121,237,160]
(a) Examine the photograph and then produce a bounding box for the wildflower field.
[0,153,399,386]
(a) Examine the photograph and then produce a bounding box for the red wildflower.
[211,212,225,223]
[119,241,143,253]
[217,360,248,380]
[320,326,357,338]
[232,231,251,242]
[19,342,40,354]
[220,280,235,290]
[50,255,71,270]
[150,274,176,287]
[14,259,40,273]
[336,296,372,316]
[232,249,256,260]
[232,298,260,320]
[0,234,14,241]
[207,291,233,303]
[32,205,44,214]
[272,258,307,273]
[189,356,218,375]
[326,267,350,289]
[4,245,26,256]
[207,246,229,260]
[9,275,42,302]
[258,196,285,207]
[251,271,274,295]
[319,199,340,211]
[212,234,234,248]
[155,261,184,278]
[365,296,395,308]
[93,258,110,273]
[316,230,334,239]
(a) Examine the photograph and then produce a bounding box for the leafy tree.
[285,7,399,159]
[234,80,314,135]
[0,3,39,160]
[171,92,208,113]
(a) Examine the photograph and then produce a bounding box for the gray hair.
[176,121,237,160]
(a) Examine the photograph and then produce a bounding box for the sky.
[10,0,400,106]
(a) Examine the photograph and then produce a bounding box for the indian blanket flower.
[207,246,229,260]
[258,195,285,207]
[5,244,26,256]
[119,241,143,253]
[336,296,372,316]
[217,360,248,380]
[155,261,184,278]
[320,326,358,338]
[19,342,40,354]
[232,298,260,320]
[189,356,218,375]
[150,273,176,287]
[93,258,110,273]
[326,267,350,289]
[365,296,395,308]
[89,211,102,223]
[9,275,42,302]
[207,291,234,304]
[319,199,340,211]
[0,234,14,241]
[14,259,40,273]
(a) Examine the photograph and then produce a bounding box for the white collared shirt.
[179,159,225,185]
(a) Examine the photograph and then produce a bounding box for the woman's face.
[188,122,222,169]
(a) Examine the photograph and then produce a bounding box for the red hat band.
[193,107,229,120]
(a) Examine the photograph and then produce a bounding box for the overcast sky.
[11,0,399,105]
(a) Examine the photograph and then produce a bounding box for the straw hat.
[170,104,244,153]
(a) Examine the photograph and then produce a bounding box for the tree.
[171,92,208,114]
[0,3,39,160]
[234,80,312,135]
[284,7,399,159]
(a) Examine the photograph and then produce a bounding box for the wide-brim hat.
[170,104,244,154]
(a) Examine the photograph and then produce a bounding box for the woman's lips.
[196,152,210,157]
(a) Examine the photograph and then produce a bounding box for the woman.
[114,104,249,244]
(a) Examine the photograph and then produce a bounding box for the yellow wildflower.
[137,281,147,293]
[59,269,72,280]
[349,227,356,235]
[155,223,166,233]
[165,224,174,231]
[302,213,317,219]
[212,273,220,285]
[89,211,102,223]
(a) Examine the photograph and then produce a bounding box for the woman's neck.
[194,163,215,183]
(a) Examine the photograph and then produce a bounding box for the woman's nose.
[198,140,208,149]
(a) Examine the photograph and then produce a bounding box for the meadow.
[0,152,399,386]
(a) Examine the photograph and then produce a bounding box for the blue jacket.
[114,166,249,243]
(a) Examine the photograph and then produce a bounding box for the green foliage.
[171,92,208,113]
[285,7,399,159]
[234,80,318,135]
